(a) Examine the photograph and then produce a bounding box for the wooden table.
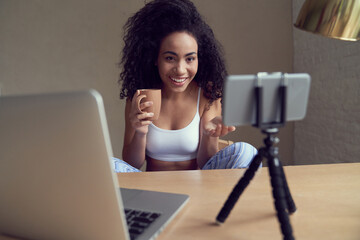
[1,163,359,239]
[118,163,360,240]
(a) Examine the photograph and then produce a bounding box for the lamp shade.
[294,0,360,41]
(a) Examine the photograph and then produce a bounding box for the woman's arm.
[122,91,154,169]
[197,98,235,168]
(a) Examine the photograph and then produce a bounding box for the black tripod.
[216,73,297,240]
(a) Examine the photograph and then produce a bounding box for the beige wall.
[293,0,360,164]
[0,0,138,158]
[0,0,294,164]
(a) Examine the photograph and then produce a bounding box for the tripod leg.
[216,152,263,224]
[268,157,295,240]
[279,161,297,214]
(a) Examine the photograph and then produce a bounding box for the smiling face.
[156,31,198,93]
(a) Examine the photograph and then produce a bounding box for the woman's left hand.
[203,116,236,137]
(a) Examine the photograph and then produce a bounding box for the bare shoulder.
[199,89,221,121]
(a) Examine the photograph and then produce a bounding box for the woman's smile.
[170,76,189,86]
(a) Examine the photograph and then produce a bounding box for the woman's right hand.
[129,90,154,134]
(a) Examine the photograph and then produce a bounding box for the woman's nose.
[174,60,186,74]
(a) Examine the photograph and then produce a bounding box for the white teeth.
[171,77,187,83]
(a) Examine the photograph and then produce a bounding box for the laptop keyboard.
[125,208,162,240]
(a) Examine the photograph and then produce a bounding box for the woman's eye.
[165,56,175,61]
[187,57,196,62]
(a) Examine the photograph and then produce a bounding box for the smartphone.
[222,72,311,126]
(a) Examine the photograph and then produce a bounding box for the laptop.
[0,89,189,240]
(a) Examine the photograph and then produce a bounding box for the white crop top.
[146,89,201,161]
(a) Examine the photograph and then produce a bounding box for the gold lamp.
[294,0,360,41]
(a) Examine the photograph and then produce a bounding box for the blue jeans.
[113,142,259,173]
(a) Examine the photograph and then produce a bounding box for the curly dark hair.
[118,0,227,104]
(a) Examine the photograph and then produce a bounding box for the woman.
[115,0,257,172]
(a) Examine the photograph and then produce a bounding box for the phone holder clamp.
[216,72,297,240]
